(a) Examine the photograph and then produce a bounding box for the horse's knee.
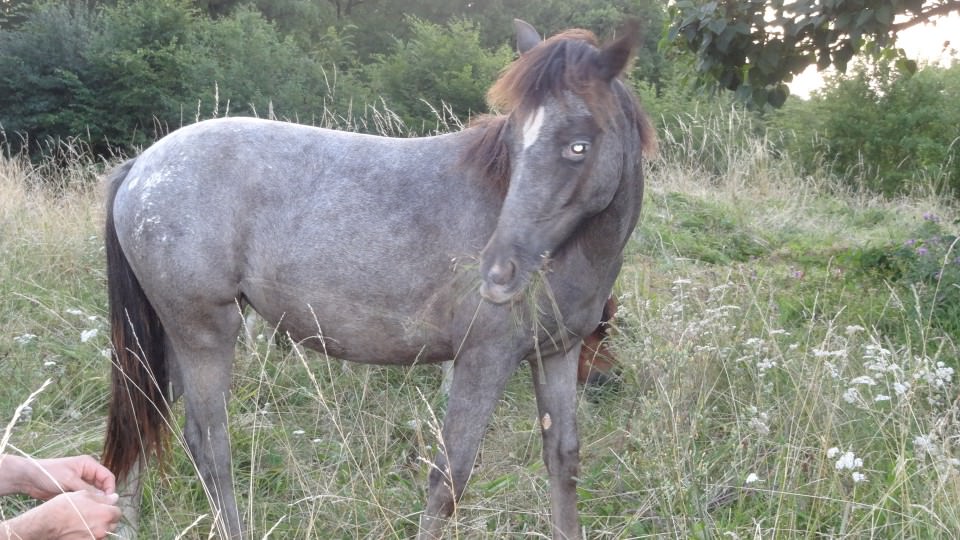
[543,432,579,479]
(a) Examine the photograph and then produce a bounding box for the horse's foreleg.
[418,350,519,540]
[530,344,583,540]
[176,338,242,538]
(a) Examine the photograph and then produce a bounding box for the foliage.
[667,0,960,107]
[0,0,672,160]
[0,0,335,157]
[772,60,960,196]
[0,0,32,28]
[0,2,100,153]
[363,17,512,128]
[843,212,960,339]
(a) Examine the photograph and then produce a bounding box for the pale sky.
[789,12,960,98]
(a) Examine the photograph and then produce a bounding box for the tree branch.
[890,1,960,32]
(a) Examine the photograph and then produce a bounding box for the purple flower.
[917,246,929,256]
[905,239,916,247]
[923,212,941,223]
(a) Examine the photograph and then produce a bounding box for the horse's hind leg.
[418,349,520,539]
[165,306,244,538]
[114,458,144,539]
[530,344,583,540]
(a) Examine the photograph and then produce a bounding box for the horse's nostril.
[488,260,516,286]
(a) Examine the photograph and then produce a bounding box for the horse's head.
[479,20,653,304]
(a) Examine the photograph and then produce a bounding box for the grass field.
[2,110,959,538]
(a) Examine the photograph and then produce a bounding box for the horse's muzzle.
[480,258,524,304]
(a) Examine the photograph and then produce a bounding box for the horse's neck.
[577,161,644,265]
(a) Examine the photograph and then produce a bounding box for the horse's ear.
[595,20,640,81]
[514,19,542,54]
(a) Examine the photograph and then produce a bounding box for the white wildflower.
[835,451,863,471]
[827,447,840,459]
[842,387,860,404]
[745,337,764,348]
[749,414,770,437]
[850,375,877,386]
[672,278,692,285]
[43,360,57,367]
[80,329,99,343]
[745,473,761,484]
[874,394,891,402]
[14,333,37,345]
[292,429,305,436]
[914,360,954,388]
[65,308,85,316]
[845,325,865,336]
[100,349,112,359]
[914,434,936,454]
[851,472,867,483]
[893,382,909,395]
[864,344,891,358]
[933,362,954,387]
[825,361,841,379]
[756,358,776,374]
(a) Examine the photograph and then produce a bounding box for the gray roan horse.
[101,19,655,540]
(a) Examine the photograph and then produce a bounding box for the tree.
[0,0,32,28]
[668,0,960,107]
[327,0,370,20]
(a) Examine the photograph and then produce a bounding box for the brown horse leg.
[530,344,583,540]
[419,348,520,539]
[577,296,619,386]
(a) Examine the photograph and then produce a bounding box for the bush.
[0,0,336,159]
[0,2,99,154]
[843,212,960,341]
[773,61,960,197]
[364,17,512,129]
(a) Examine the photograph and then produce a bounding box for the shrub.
[0,0,336,159]
[773,61,960,197]
[0,2,99,155]
[364,17,512,129]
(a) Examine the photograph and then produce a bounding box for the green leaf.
[875,4,894,25]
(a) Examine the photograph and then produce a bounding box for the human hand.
[3,490,122,540]
[18,455,116,500]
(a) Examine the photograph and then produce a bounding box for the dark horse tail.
[101,159,170,482]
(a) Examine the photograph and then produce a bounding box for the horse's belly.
[241,278,455,365]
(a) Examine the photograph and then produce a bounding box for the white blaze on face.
[522,106,546,150]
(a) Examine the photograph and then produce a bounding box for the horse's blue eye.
[564,141,590,161]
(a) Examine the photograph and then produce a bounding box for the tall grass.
[2,107,959,538]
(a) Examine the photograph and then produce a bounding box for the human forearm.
[0,491,120,540]
[0,455,31,497]
[1,508,51,539]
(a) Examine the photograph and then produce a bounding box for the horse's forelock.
[487,29,616,124]
[461,27,656,196]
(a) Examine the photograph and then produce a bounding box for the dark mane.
[461,114,512,198]
[460,27,657,196]
[488,29,610,121]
